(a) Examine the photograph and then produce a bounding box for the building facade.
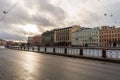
[71,27,99,47]
[6,41,20,47]
[54,25,80,46]
[41,30,54,46]
[27,37,33,46]
[99,26,120,47]
[0,39,6,46]
[32,35,42,46]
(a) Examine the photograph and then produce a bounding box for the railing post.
[38,46,40,52]
[32,46,34,51]
[22,46,23,50]
[21,46,22,50]
[45,47,47,53]
[64,48,67,55]
[28,47,29,51]
[102,49,106,58]
[53,47,55,54]
[80,49,83,56]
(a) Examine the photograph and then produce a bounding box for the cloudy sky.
[0,0,120,42]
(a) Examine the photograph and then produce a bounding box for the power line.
[0,0,21,21]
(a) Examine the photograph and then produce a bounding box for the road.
[0,49,120,80]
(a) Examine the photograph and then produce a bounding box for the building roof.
[55,25,80,31]
[100,26,120,30]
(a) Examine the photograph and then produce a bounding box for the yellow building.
[54,25,80,46]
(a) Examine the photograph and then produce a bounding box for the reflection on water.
[24,54,34,72]
[22,52,39,79]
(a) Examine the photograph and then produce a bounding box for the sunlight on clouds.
[28,9,37,15]
[18,24,39,36]
[24,24,39,33]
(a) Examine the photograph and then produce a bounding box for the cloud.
[0,0,120,41]
[0,0,67,41]
[0,32,26,41]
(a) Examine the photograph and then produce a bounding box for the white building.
[71,27,99,47]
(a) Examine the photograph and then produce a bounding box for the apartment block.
[71,27,99,47]
[54,25,80,46]
[99,26,120,47]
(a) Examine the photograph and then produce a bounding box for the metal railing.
[9,46,120,60]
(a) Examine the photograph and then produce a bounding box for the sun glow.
[20,24,39,34]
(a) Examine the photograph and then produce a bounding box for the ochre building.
[99,26,120,47]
